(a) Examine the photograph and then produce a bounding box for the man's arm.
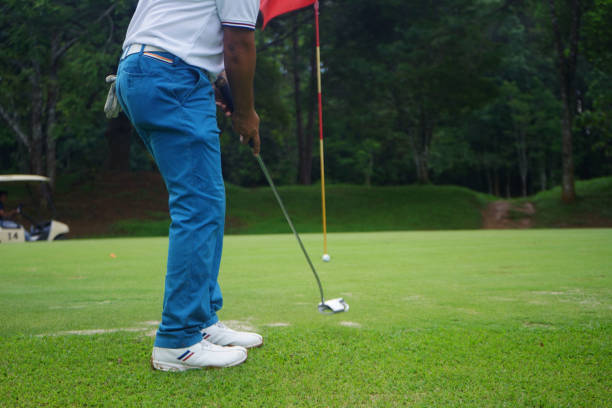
[223,26,260,154]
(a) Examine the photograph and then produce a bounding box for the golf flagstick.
[314,1,329,262]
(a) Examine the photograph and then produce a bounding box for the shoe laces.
[199,338,224,351]
[215,322,236,332]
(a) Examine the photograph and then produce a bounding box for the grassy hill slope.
[527,176,612,228]
[3,172,610,237]
[112,184,491,237]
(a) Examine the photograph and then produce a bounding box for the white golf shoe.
[201,322,263,349]
[151,339,247,371]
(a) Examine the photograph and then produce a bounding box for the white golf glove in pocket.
[104,75,121,119]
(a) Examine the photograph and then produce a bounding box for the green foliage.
[579,1,612,165]
[0,0,132,179]
[1,230,611,405]
[320,0,500,184]
[1,0,610,200]
[583,0,612,73]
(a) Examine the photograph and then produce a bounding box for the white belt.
[122,43,168,59]
[120,43,212,78]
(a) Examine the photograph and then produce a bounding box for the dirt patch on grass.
[482,201,535,229]
[339,321,362,328]
[222,320,256,331]
[523,322,555,329]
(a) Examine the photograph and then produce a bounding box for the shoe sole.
[150,352,248,372]
[229,339,263,349]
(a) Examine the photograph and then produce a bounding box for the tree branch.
[568,0,582,80]
[104,13,115,50]
[0,101,30,149]
[257,13,312,53]
[53,37,80,62]
[547,0,567,78]
[53,4,117,61]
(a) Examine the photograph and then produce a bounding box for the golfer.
[0,190,20,228]
[115,0,262,371]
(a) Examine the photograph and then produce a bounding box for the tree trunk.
[486,168,493,195]
[494,169,500,197]
[46,62,60,190]
[506,170,511,199]
[407,106,432,184]
[105,114,133,171]
[416,154,430,184]
[539,161,547,192]
[409,149,431,184]
[364,153,373,187]
[547,0,581,202]
[29,66,47,208]
[560,93,576,201]
[516,130,528,197]
[46,127,57,191]
[30,67,45,177]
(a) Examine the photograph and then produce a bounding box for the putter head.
[318,298,349,314]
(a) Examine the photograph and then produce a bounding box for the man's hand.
[213,73,233,117]
[233,109,260,154]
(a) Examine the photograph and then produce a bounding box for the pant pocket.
[118,72,181,130]
[172,67,204,106]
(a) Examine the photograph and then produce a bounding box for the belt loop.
[139,44,145,55]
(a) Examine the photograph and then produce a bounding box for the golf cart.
[0,174,69,243]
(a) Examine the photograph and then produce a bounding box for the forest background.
[1,0,610,202]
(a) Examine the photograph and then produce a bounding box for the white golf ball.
[322,254,331,262]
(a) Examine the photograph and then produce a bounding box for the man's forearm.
[223,27,256,115]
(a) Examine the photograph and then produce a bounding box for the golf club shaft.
[254,154,326,304]
[215,80,326,304]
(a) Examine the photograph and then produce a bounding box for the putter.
[215,78,348,314]
[253,152,348,314]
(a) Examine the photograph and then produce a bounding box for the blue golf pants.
[116,49,224,349]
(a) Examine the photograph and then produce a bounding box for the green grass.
[111,184,491,237]
[1,230,611,406]
[527,176,612,228]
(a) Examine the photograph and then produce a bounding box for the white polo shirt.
[123,0,259,74]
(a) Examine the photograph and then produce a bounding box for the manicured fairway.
[1,230,611,407]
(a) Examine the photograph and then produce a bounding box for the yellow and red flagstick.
[314,1,329,261]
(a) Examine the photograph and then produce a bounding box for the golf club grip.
[215,76,255,150]
[215,76,234,114]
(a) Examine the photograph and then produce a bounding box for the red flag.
[260,0,316,28]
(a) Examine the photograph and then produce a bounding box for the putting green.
[1,230,610,406]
